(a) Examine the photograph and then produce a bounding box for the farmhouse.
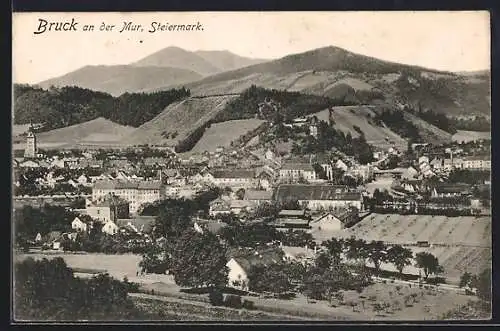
[309,208,359,232]
[226,248,285,291]
[274,184,363,211]
[209,197,232,217]
[71,216,91,232]
[102,221,119,235]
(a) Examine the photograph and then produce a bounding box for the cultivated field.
[310,106,407,150]
[125,95,238,146]
[402,112,453,145]
[191,119,265,153]
[36,117,135,146]
[311,214,492,282]
[452,130,491,143]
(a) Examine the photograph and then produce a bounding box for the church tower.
[24,126,37,158]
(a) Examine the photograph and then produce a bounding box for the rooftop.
[244,190,273,201]
[280,163,315,171]
[274,184,360,201]
[212,169,255,179]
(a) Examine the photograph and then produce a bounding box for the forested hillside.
[13,84,190,131]
[213,85,356,123]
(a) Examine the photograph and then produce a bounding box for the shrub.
[209,289,224,306]
[224,294,243,309]
[242,299,256,310]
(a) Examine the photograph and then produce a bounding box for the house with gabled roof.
[226,247,285,291]
[209,197,232,217]
[274,184,363,211]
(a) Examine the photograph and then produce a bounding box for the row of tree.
[14,84,190,130]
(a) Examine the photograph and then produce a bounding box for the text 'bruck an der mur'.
[33,19,205,34]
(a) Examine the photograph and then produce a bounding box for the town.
[13,11,491,322]
[13,109,491,320]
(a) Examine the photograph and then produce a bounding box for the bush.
[242,299,256,310]
[224,294,243,309]
[209,289,224,306]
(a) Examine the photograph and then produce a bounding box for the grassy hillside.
[36,117,135,145]
[168,46,490,117]
[37,65,202,96]
[402,112,453,145]
[190,119,265,153]
[125,95,238,146]
[310,106,407,151]
[13,84,190,130]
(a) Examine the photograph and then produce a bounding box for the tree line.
[212,85,354,123]
[14,84,190,131]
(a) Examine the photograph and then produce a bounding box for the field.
[310,106,407,150]
[311,214,491,282]
[402,112,453,145]
[125,95,238,146]
[35,117,135,146]
[191,119,265,153]
[452,130,491,143]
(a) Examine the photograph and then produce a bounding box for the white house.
[102,221,119,235]
[310,212,344,232]
[335,159,349,172]
[71,217,88,232]
[226,248,285,291]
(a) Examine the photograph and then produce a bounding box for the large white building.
[92,180,163,214]
[279,163,317,183]
[274,184,363,211]
[460,156,491,170]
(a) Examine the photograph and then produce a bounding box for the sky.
[13,11,490,84]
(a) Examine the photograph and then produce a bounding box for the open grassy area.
[452,130,491,143]
[191,119,265,153]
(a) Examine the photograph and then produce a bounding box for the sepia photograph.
[12,11,491,322]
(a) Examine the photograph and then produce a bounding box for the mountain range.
[37,47,269,96]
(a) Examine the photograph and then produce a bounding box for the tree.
[312,163,328,180]
[170,229,228,288]
[475,268,491,303]
[14,257,143,320]
[386,245,413,277]
[247,264,293,295]
[235,188,246,200]
[367,241,387,275]
[415,252,444,280]
[343,237,369,266]
[139,241,171,274]
[459,271,473,289]
[321,237,344,266]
